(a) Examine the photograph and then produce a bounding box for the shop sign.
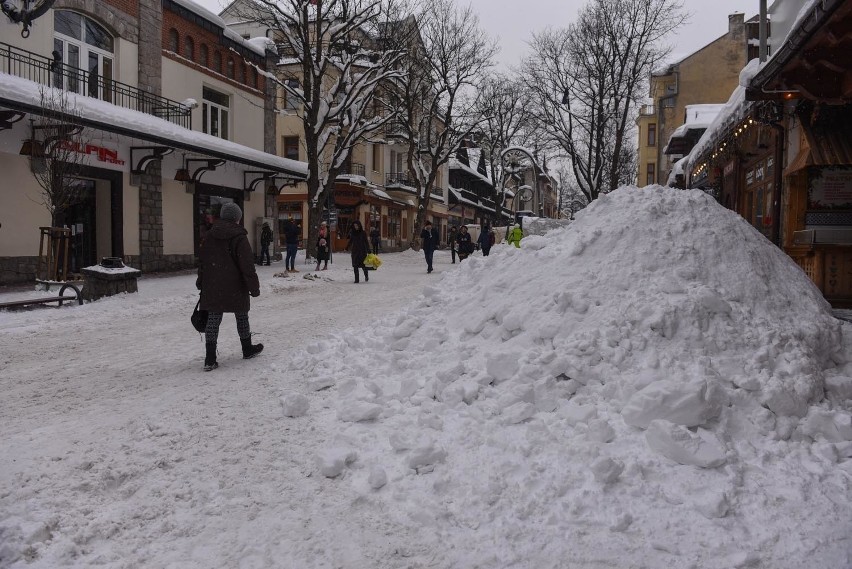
[723,161,735,176]
[808,166,852,209]
[56,140,126,166]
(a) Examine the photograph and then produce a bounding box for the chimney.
[728,12,744,33]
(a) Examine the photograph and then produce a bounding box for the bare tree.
[30,87,87,228]
[240,0,406,257]
[524,0,685,203]
[386,0,497,247]
[475,75,537,219]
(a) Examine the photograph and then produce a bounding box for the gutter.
[750,0,841,91]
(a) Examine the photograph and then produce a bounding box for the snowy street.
[1,251,436,568]
[2,188,852,569]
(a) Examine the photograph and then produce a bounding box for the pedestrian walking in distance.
[420,220,440,273]
[370,226,381,254]
[259,221,273,265]
[507,223,524,248]
[282,216,300,272]
[346,220,370,283]
[456,225,474,261]
[196,202,263,371]
[448,226,458,263]
[315,221,330,271]
[478,224,494,257]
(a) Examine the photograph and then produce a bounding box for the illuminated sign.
[57,140,126,166]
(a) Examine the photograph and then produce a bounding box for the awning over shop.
[0,73,307,179]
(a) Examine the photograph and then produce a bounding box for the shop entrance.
[194,184,244,254]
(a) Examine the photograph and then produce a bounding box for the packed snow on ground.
[1,186,851,569]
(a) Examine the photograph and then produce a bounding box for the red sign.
[57,140,126,166]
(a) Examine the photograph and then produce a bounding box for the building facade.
[636,13,755,187]
[0,0,305,285]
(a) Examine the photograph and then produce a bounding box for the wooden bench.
[0,283,83,310]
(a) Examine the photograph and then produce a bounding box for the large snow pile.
[287,186,852,568]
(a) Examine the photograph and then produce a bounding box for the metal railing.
[339,162,365,177]
[1,42,192,129]
[639,104,656,116]
[386,172,416,187]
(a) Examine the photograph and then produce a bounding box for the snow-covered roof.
[449,157,492,186]
[0,74,307,177]
[169,0,267,55]
[687,60,766,173]
[667,105,724,144]
[667,156,688,186]
[448,185,481,209]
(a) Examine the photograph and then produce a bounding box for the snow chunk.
[279,393,309,417]
[800,410,852,442]
[337,400,383,422]
[368,466,388,490]
[590,457,624,484]
[317,448,357,478]
[622,379,722,429]
[407,444,447,471]
[645,420,727,468]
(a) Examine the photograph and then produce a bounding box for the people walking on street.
[420,220,440,273]
[478,224,494,257]
[507,223,524,248]
[370,226,381,254]
[282,217,301,272]
[448,226,458,263]
[315,221,330,271]
[456,225,474,261]
[259,221,273,266]
[195,202,263,372]
[346,220,370,283]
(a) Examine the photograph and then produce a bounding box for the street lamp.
[500,147,545,219]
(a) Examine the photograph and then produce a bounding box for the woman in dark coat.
[346,220,370,283]
[196,202,263,371]
[315,221,330,271]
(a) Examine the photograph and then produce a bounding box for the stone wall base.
[0,256,38,286]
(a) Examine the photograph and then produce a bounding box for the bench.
[0,283,83,310]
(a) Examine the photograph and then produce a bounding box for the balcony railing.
[339,162,365,177]
[1,42,192,129]
[386,172,416,187]
[639,104,656,116]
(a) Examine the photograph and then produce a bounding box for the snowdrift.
[287,186,852,568]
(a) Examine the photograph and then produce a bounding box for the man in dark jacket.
[196,202,263,371]
[448,226,458,263]
[478,224,493,257]
[369,226,381,254]
[282,217,301,272]
[259,222,273,265]
[420,220,440,273]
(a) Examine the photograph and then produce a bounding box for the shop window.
[647,124,656,146]
[388,208,400,239]
[184,36,194,61]
[277,202,303,246]
[646,163,655,186]
[202,86,230,140]
[168,28,179,52]
[283,136,299,160]
[372,143,380,172]
[199,44,209,67]
[54,11,114,102]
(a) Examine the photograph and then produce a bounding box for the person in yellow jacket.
[507,223,523,248]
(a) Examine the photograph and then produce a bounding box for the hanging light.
[19,139,44,156]
[174,168,191,182]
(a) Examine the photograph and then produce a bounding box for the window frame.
[202,86,230,140]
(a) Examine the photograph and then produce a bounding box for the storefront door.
[194,184,243,254]
[57,179,97,274]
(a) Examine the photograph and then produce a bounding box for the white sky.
[195,0,756,69]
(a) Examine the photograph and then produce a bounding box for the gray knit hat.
[220,202,242,222]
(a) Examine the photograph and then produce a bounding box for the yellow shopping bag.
[364,253,382,269]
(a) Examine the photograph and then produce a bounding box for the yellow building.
[637,13,757,187]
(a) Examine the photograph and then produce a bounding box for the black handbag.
[191,299,208,333]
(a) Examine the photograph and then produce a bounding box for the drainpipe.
[759,0,768,62]
[770,118,784,246]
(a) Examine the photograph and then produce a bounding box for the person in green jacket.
[507,223,523,248]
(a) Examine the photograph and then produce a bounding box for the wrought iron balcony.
[386,172,416,187]
[339,162,365,177]
[639,104,656,116]
[1,42,192,129]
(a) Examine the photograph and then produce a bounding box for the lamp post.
[500,147,545,219]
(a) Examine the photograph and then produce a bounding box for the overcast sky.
[197,0,756,69]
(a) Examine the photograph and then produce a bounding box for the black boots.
[354,267,359,283]
[241,337,264,359]
[354,267,369,283]
[364,267,369,282]
[204,343,218,372]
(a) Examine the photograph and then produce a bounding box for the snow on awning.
[0,74,307,178]
[449,158,492,186]
[448,186,481,209]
